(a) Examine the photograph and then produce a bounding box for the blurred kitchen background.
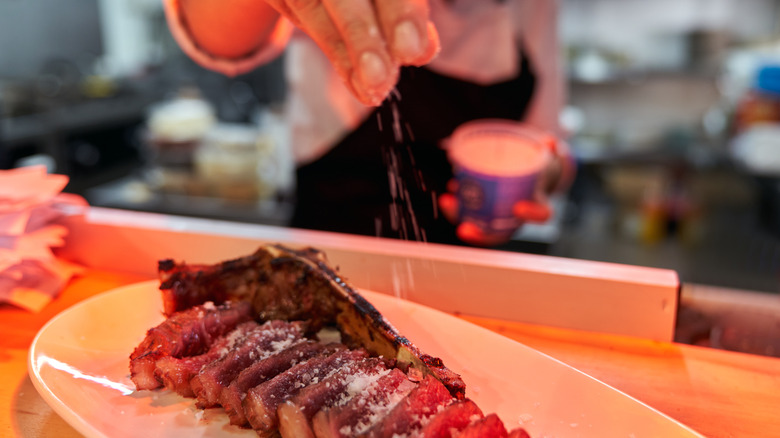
[2,1,780,353]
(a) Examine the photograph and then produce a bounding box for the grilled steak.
[361,374,454,438]
[155,321,258,397]
[129,300,253,390]
[191,320,305,408]
[221,340,328,427]
[277,357,389,438]
[416,398,485,437]
[131,244,529,437]
[244,347,366,434]
[311,367,417,438]
[157,249,276,316]
[159,244,465,398]
[458,413,511,438]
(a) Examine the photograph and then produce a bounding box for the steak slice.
[221,340,329,427]
[311,367,417,438]
[277,357,389,438]
[244,347,366,434]
[158,245,465,399]
[191,320,305,408]
[129,300,253,390]
[155,321,258,397]
[457,413,510,438]
[361,374,454,438]
[507,427,532,438]
[416,398,484,438]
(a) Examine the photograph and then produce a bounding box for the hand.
[263,0,440,105]
[439,185,552,247]
[439,146,569,247]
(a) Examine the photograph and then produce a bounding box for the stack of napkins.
[0,166,87,312]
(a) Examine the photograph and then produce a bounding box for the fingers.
[456,223,512,247]
[513,200,551,223]
[373,0,439,65]
[265,0,354,81]
[321,0,399,105]
[438,192,459,224]
[265,0,435,105]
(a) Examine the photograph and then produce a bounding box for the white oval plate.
[28,280,703,437]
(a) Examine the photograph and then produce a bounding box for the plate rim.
[27,279,705,438]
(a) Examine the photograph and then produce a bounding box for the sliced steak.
[221,340,329,427]
[416,398,484,438]
[158,245,465,399]
[361,374,454,438]
[310,367,417,438]
[457,413,509,438]
[156,321,257,397]
[243,347,366,433]
[129,300,253,390]
[277,357,389,438]
[191,320,305,408]
[507,427,532,438]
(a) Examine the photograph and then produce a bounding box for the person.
[163,0,574,246]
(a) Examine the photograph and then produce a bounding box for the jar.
[734,64,780,134]
[194,123,276,201]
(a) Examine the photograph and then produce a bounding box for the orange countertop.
[2,268,779,438]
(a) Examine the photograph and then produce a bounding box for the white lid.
[448,120,553,177]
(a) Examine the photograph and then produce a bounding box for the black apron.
[292,51,537,245]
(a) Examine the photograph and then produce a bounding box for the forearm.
[164,0,293,76]
[522,0,564,137]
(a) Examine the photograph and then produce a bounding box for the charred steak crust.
[157,244,466,399]
[157,249,275,316]
[273,245,467,399]
[136,245,534,438]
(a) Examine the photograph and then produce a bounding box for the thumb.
[438,192,459,224]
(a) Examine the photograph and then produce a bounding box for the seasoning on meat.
[129,300,253,390]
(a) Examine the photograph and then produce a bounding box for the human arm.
[437,0,574,247]
[439,137,575,247]
[164,0,294,77]
[164,0,440,106]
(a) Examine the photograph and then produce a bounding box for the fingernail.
[394,21,422,61]
[359,51,388,88]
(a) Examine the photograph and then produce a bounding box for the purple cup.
[447,120,552,239]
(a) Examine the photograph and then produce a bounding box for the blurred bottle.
[734,64,780,134]
[145,88,216,194]
[194,123,276,201]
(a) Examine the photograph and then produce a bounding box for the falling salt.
[404,121,415,142]
[379,96,428,244]
[391,101,403,143]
